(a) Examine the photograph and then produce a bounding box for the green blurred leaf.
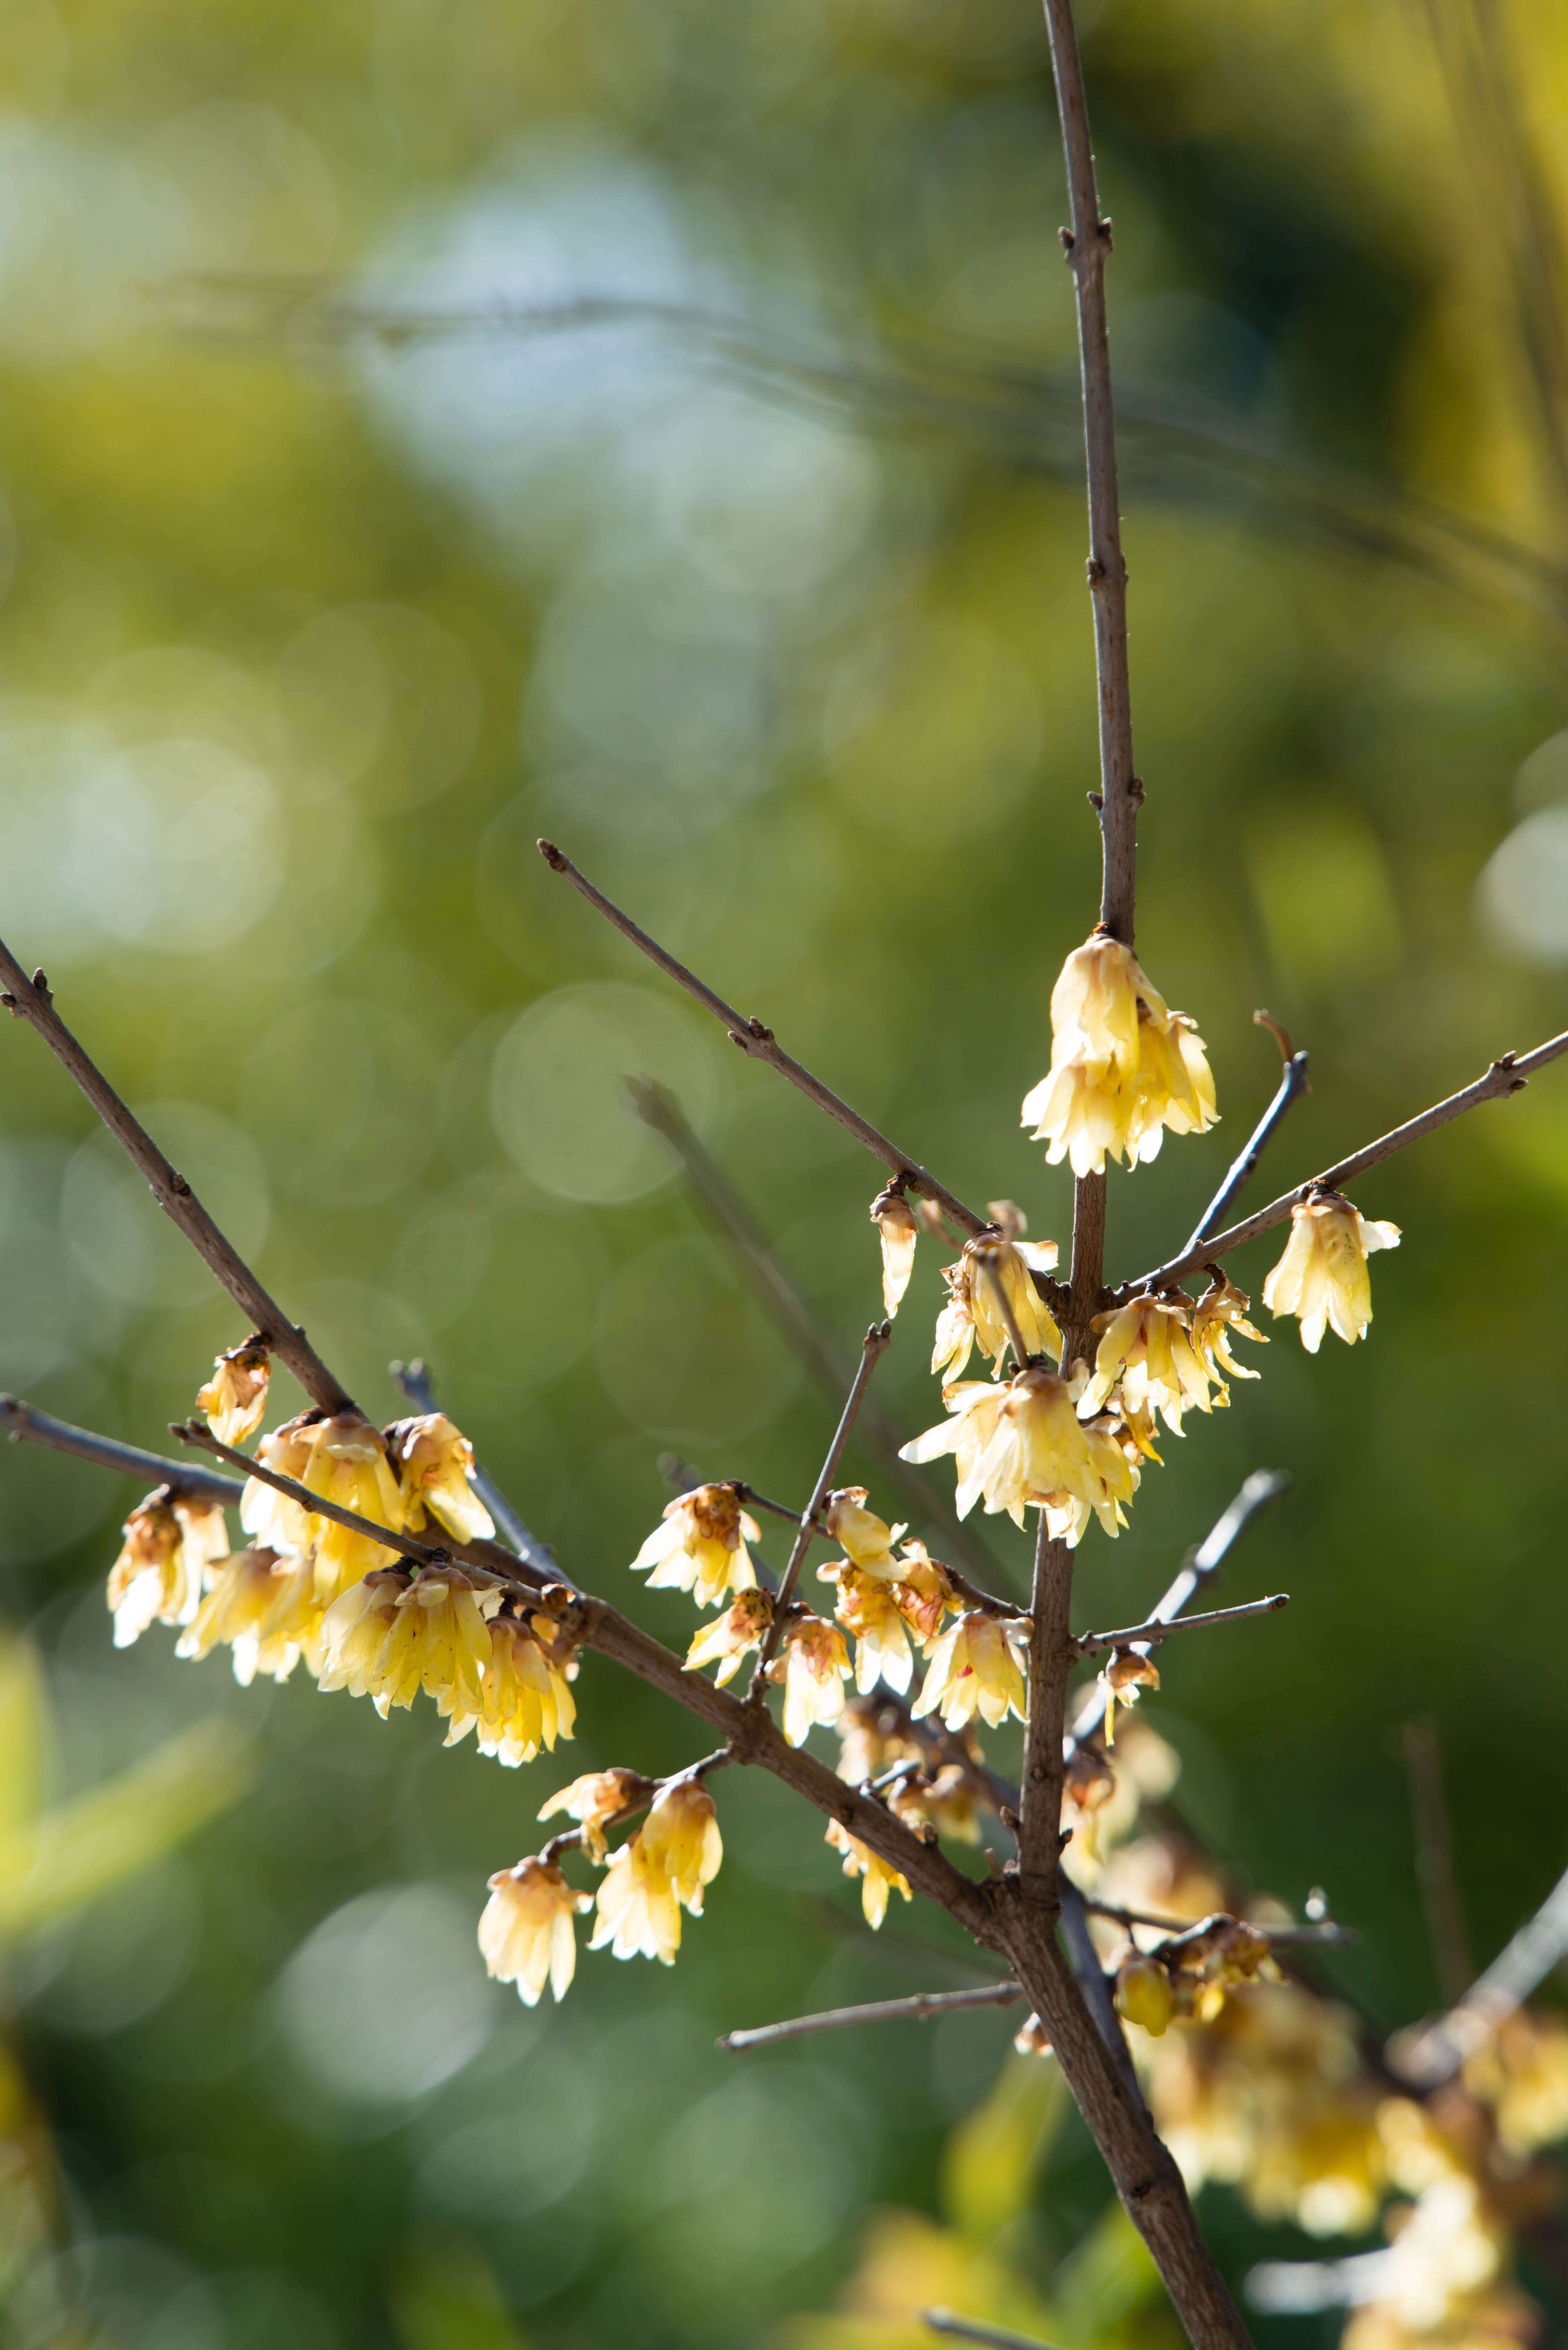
[389,2241,529,2350]
[0,1635,49,1842]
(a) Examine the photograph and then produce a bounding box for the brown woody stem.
[1074,1593,1288,1657]
[1,1394,244,1508]
[719,1980,1022,2051]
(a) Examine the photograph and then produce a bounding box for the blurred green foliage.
[1,0,1567,2340]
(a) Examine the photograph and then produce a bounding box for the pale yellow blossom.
[392,1412,496,1545]
[445,1615,577,1763]
[1021,932,1218,1176]
[1191,1274,1267,1398]
[684,1589,773,1687]
[538,1768,652,1861]
[870,1187,919,1317]
[777,1616,851,1747]
[1083,1295,1216,1434]
[317,1563,502,1718]
[298,1414,408,1599]
[1101,1647,1160,1744]
[931,1234,1060,1380]
[590,1779,722,1965]
[820,1488,906,1578]
[913,1610,1030,1732]
[479,1858,590,2005]
[638,1778,723,1915]
[1261,1191,1400,1352]
[107,1491,229,1649]
[238,1415,318,1556]
[887,1541,958,1650]
[176,1546,304,1685]
[631,1483,759,1608]
[819,1563,914,1695]
[194,1341,270,1446]
[1463,2010,1568,2158]
[905,1367,1137,1542]
[1117,1955,1175,2036]
[825,1818,911,1929]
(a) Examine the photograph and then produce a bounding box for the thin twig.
[389,1358,569,1586]
[749,1323,893,1688]
[719,1981,1022,2051]
[924,2311,1062,2350]
[170,1421,451,1574]
[1084,1899,1357,1951]
[1074,1593,1289,1658]
[0,1395,244,1508]
[1120,1033,1568,1302]
[0,944,357,1417]
[1402,1719,1474,2007]
[630,1078,1028,1584]
[538,846,986,1235]
[1181,1038,1311,1257]
[1064,1470,1289,1758]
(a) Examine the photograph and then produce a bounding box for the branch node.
[1087,789,1104,811]
[536,838,568,871]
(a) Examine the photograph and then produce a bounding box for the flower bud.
[1116,1955,1175,2036]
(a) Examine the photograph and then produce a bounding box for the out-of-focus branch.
[0,943,358,1417]
[1402,1718,1474,2007]
[537,844,988,1236]
[1120,1033,1568,1302]
[1,1395,243,1509]
[719,1980,1022,2051]
[1086,1897,1356,1950]
[1064,1470,1289,1758]
[750,1323,892,1686]
[628,1078,1030,1586]
[390,1357,567,1585]
[1393,1856,1568,2086]
[925,2312,1061,2350]
[1180,1018,1311,1258]
[1074,1593,1288,1658]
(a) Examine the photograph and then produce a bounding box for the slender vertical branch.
[1402,1719,1474,2009]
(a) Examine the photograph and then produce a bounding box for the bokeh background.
[0,0,1566,2341]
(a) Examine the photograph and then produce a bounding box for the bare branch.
[1074,1593,1289,1658]
[1120,1032,1568,1301]
[1402,1718,1474,2007]
[0,943,357,1416]
[389,1357,570,1586]
[1064,1469,1289,1757]
[1393,1856,1568,2086]
[171,1421,454,1573]
[1,1394,244,1509]
[1085,1900,1357,1952]
[925,2311,1062,2350]
[1180,1035,1311,1258]
[719,1980,1021,2051]
[750,1322,893,1687]
[538,845,987,1235]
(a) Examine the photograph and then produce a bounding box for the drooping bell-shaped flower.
[912,1610,1030,1732]
[391,1413,495,1545]
[1191,1272,1267,1400]
[932,1233,1060,1381]
[870,1187,919,1318]
[1021,932,1217,1176]
[176,1545,302,1685]
[684,1589,773,1687]
[630,1484,759,1608]
[1083,1294,1217,1435]
[825,1819,911,1929]
[479,1858,591,2005]
[776,1616,851,1748]
[444,1614,577,1763]
[538,1768,653,1862]
[589,1780,722,1966]
[107,1491,229,1649]
[194,1341,270,1446]
[1262,1192,1400,1353]
[819,1489,905,1579]
[818,1563,914,1695]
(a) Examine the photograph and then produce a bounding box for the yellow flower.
[107,1491,229,1649]
[392,1412,496,1545]
[1083,1295,1216,1434]
[254,1549,328,1679]
[1101,1646,1160,1743]
[194,1341,270,1446]
[589,1780,722,1966]
[931,1234,1060,1381]
[445,1615,577,1763]
[1117,1955,1175,2036]
[479,1858,591,2006]
[870,1187,919,1317]
[820,1563,915,1695]
[176,1546,304,1685]
[538,1768,652,1862]
[888,1541,958,1649]
[684,1589,773,1687]
[1190,1273,1266,1398]
[631,1483,759,1608]
[298,1414,408,1601]
[318,1564,502,1718]
[1463,2010,1568,2158]
[1021,932,1217,1176]
[907,1367,1137,1542]
[825,1819,911,1929]
[1262,1191,1401,1352]
[913,1610,1030,1732]
[238,1415,318,1556]
[777,1617,852,1747]
[818,1487,906,1577]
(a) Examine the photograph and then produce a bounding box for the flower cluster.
[1020,931,1218,1177]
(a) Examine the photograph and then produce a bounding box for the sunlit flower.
[446,1614,577,1763]
[1101,1647,1160,1744]
[317,1563,502,1718]
[254,1549,329,1679]
[777,1616,851,1747]
[907,1367,1137,1542]
[1083,1295,1216,1435]
[820,1488,906,1578]
[913,1610,1030,1732]
[888,1540,958,1649]
[1191,1274,1267,1399]
[1021,932,1217,1176]
[1262,1191,1400,1352]
[590,1779,722,1966]
[870,1187,919,1317]
[176,1546,304,1685]
[819,1564,914,1695]
[479,1858,590,2006]
[298,1414,408,1600]
[392,1413,495,1545]
[684,1589,773,1687]
[107,1491,229,1649]
[825,1819,911,1929]
[538,1769,653,1862]
[239,1414,318,1556]
[631,1483,759,1608]
[194,1341,270,1446]
[1117,1955,1175,2036]
[932,1234,1060,1381]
